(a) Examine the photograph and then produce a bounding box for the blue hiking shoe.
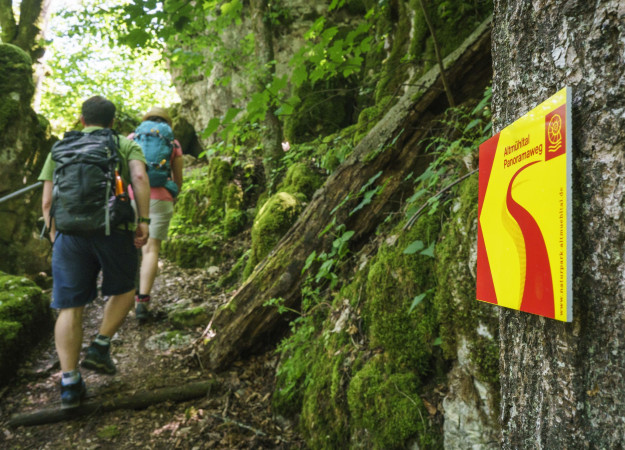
[81,342,117,375]
[60,377,86,409]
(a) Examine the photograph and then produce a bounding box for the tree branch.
[0,0,17,43]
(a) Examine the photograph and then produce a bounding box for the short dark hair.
[81,96,116,127]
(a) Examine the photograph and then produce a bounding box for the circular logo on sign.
[548,114,562,144]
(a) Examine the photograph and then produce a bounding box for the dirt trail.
[0,261,303,449]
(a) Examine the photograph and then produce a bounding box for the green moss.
[0,44,34,132]
[169,306,210,329]
[347,354,435,449]
[0,271,52,385]
[363,211,441,374]
[433,176,500,387]
[354,95,395,142]
[243,192,303,279]
[97,425,120,440]
[165,160,242,267]
[208,157,233,209]
[299,332,350,449]
[277,162,323,201]
[162,231,223,268]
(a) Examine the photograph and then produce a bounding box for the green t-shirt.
[38,126,146,184]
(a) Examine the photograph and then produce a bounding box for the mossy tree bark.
[493,0,625,447]
[0,0,50,59]
[0,44,51,274]
[200,18,493,371]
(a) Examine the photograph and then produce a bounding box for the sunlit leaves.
[39,0,179,132]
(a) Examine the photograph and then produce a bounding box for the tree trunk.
[493,0,625,447]
[250,0,284,191]
[200,18,493,371]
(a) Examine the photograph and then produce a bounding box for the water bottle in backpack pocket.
[134,120,176,196]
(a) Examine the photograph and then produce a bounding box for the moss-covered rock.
[169,305,211,329]
[347,354,434,449]
[0,271,52,385]
[433,176,499,385]
[363,210,441,373]
[243,192,303,279]
[277,162,323,201]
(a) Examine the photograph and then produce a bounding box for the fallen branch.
[8,379,220,428]
[207,413,267,436]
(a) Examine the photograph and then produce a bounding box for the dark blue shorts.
[51,231,138,309]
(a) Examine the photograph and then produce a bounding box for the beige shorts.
[148,199,174,241]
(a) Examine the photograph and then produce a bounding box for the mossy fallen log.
[8,379,220,427]
[200,17,493,371]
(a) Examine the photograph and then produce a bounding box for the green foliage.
[40,1,179,133]
[404,86,492,221]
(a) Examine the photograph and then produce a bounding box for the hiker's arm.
[129,159,150,248]
[172,155,183,191]
[41,180,56,242]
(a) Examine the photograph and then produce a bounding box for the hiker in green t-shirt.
[38,96,151,409]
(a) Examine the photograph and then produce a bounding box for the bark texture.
[200,18,493,371]
[493,1,625,447]
[0,44,51,274]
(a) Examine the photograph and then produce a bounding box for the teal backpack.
[134,120,178,197]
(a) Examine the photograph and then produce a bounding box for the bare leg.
[98,289,135,337]
[139,238,161,295]
[55,307,85,372]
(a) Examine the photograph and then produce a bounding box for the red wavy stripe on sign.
[477,134,499,304]
[506,162,555,318]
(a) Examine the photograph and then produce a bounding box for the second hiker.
[129,107,184,322]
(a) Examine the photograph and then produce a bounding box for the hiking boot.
[135,295,150,323]
[81,342,116,375]
[60,377,86,409]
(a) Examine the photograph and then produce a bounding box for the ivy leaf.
[223,107,241,124]
[202,117,221,138]
[403,240,424,255]
[302,251,317,274]
[292,65,307,87]
[409,292,427,312]
[464,118,481,132]
[406,188,427,204]
[420,242,436,258]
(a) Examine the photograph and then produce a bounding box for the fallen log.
[200,17,493,371]
[8,379,220,427]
